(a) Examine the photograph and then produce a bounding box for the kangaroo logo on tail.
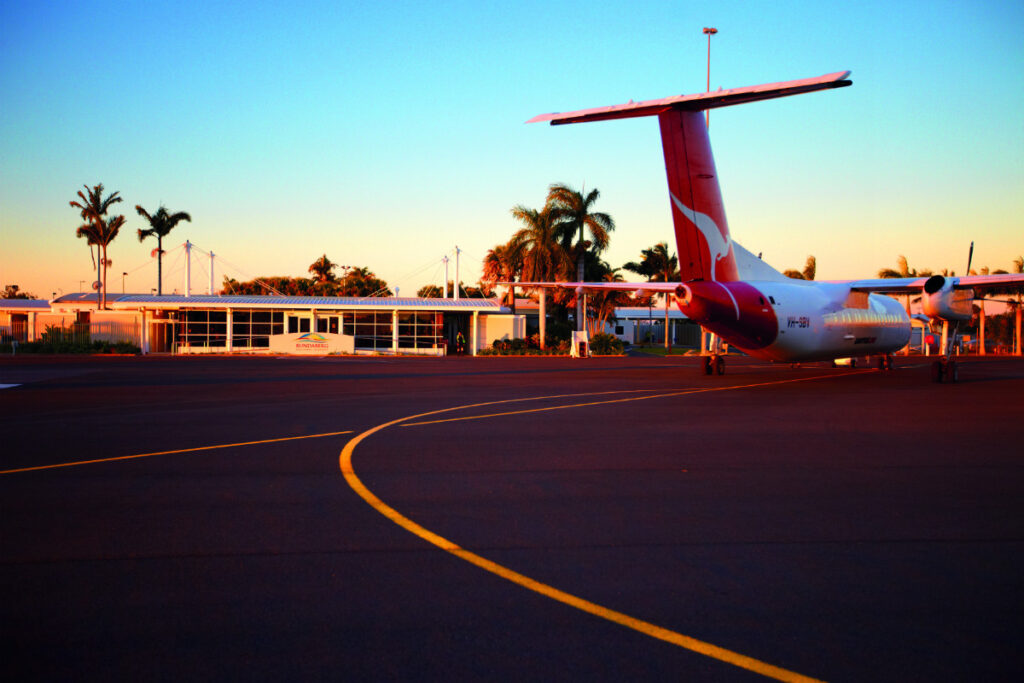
[670,193,735,283]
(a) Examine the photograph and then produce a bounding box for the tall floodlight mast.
[703,27,718,127]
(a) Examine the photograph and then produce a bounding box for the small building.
[2,294,523,356]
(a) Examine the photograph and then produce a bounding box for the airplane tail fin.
[529,71,851,283]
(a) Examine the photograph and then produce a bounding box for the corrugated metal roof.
[0,299,52,310]
[50,293,504,311]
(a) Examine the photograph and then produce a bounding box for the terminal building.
[0,293,522,356]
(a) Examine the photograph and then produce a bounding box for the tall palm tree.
[308,254,339,284]
[136,204,192,295]
[71,183,124,309]
[587,267,633,337]
[624,242,680,350]
[878,255,918,315]
[76,215,126,309]
[546,184,615,332]
[508,205,570,349]
[482,240,523,313]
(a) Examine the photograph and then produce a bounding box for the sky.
[2,0,1022,299]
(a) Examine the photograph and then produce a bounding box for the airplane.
[514,71,1024,382]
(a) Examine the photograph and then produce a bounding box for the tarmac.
[1,353,1022,681]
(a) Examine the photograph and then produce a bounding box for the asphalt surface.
[1,353,1022,681]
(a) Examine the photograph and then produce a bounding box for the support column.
[226,308,233,353]
[472,310,478,356]
[539,291,546,350]
[141,309,149,354]
[940,320,948,356]
[392,310,399,354]
[27,312,36,342]
[1016,306,1022,356]
[979,300,986,355]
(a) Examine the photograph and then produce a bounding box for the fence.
[0,322,28,343]
[1,322,141,347]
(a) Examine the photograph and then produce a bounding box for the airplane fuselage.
[677,280,911,363]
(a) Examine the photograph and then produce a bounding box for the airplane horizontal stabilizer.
[527,71,851,125]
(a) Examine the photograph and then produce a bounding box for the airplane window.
[759,297,765,305]
[769,296,776,305]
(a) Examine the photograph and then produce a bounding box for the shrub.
[589,332,625,356]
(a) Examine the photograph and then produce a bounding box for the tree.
[624,242,680,350]
[785,255,817,281]
[802,255,817,281]
[878,255,923,314]
[308,254,339,284]
[586,267,634,337]
[987,256,1023,356]
[508,205,570,349]
[71,183,124,309]
[337,266,391,297]
[136,204,192,295]
[1013,256,1024,356]
[481,240,523,312]
[546,184,615,331]
[2,285,36,299]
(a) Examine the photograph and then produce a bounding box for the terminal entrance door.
[443,313,470,355]
[148,319,176,353]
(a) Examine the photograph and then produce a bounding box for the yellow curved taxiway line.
[339,376,860,682]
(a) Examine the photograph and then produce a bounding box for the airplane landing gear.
[931,359,958,383]
[702,355,725,376]
[877,354,894,371]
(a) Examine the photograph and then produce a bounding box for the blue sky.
[2,0,1022,298]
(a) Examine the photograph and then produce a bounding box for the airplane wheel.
[886,355,895,371]
[715,355,725,375]
[947,360,958,383]
[850,358,857,369]
[877,356,887,370]
[703,356,713,375]
[931,360,944,383]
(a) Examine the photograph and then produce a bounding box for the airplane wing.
[834,273,1024,295]
[501,281,680,293]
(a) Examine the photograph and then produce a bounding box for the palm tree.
[136,204,192,295]
[508,205,570,349]
[75,215,126,309]
[587,267,633,337]
[624,242,680,351]
[71,184,124,309]
[878,255,919,315]
[783,256,816,281]
[546,184,615,332]
[308,254,339,284]
[482,240,523,313]
[1014,256,1023,356]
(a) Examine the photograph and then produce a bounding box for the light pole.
[122,272,127,294]
[703,27,717,127]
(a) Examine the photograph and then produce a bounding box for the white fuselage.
[683,279,912,363]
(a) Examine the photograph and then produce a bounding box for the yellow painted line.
[402,371,869,427]
[0,430,354,475]
[340,374,867,681]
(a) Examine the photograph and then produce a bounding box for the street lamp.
[122,272,127,294]
[703,27,718,127]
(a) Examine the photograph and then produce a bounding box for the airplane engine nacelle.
[922,275,973,322]
[675,282,732,322]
